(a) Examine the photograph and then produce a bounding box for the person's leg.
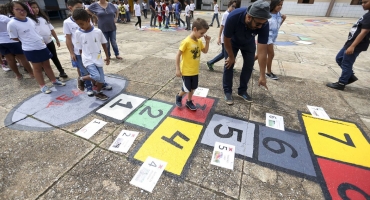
[31,62,46,86]
[15,54,34,77]
[210,14,215,25]
[208,43,224,65]
[76,55,93,92]
[223,46,239,94]
[179,15,185,26]
[41,59,58,83]
[266,44,274,74]
[138,16,141,28]
[238,48,256,96]
[135,16,139,26]
[187,16,190,29]
[46,41,66,76]
[216,13,220,27]
[103,32,112,58]
[109,30,121,58]
[165,15,169,27]
[338,51,360,84]
[4,54,22,78]
[335,47,346,67]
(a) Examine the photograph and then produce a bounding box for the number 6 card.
[130,156,167,193]
[210,142,236,170]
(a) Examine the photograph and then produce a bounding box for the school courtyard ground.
[1,11,370,199]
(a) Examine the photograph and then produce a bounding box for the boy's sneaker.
[53,80,66,86]
[77,78,85,91]
[102,83,113,90]
[238,93,253,103]
[347,75,358,85]
[266,72,278,80]
[59,72,68,78]
[225,93,234,105]
[2,65,10,72]
[206,62,214,71]
[326,82,345,90]
[186,100,197,111]
[95,92,109,101]
[41,85,51,94]
[86,89,94,97]
[175,94,183,107]
[209,24,213,26]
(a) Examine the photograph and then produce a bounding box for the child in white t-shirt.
[133,0,142,29]
[30,1,68,79]
[190,0,195,19]
[7,1,65,94]
[73,9,110,101]
[164,0,170,28]
[209,0,220,27]
[124,1,131,22]
[184,0,190,30]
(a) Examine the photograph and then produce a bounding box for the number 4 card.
[210,142,236,170]
[108,130,139,153]
[130,156,167,193]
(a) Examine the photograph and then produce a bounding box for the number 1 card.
[130,156,167,193]
[210,142,236,170]
[75,119,107,139]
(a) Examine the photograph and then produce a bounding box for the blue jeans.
[86,64,105,83]
[336,47,360,84]
[175,13,185,26]
[165,14,170,27]
[72,55,92,90]
[210,13,219,26]
[103,31,119,57]
[208,43,224,64]
[223,44,256,95]
[126,11,131,22]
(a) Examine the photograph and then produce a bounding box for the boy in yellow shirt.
[175,18,211,110]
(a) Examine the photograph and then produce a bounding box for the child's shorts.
[86,64,105,83]
[181,75,198,92]
[23,48,52,63]
[158,15,162,22]
[268,31,278,45]
[72,55,90,77]
[0,42,23,55]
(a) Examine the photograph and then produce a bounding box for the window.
[297,0,314,4]
[350,0,362,5]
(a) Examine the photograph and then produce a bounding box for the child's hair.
[134,0,138,2]
[0,4,8,15]
[72,8,90,21]
[67,0,83,7]
[29,1,50,22]
[228,0,235,7]
[270,0,283,12]
[7,1,38,22]
[185,0,189,5]
[192,18,209,30]
[213,0,217,3]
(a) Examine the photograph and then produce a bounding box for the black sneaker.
[175,94,182,107]
[209,24,213,26]
[225,93,234,105]
[207,62,214,71]
[326,82,345,90]
[59,72,68,78]
[95,92,109,101]
[238,93,253,103]
[347,75,358,85]
[77,78,85,91]
[266,72,278,80]
[186,100,197,111]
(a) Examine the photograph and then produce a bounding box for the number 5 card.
[210,142,236,170]
[130,156,167,193]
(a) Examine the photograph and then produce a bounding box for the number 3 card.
[130,156,167,193]
[108,130,139,153]
[210,142,236,170]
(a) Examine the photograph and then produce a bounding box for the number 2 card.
[108,130,139,153]
[130,156,167,193]
[210,142,236,170]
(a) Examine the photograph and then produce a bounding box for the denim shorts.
[86,64,105,83]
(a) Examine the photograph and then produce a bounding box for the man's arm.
[257,43,268,89]
[346,29,370,54]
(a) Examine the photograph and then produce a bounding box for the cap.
[248,0,271,19]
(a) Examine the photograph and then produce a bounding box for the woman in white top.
[7,2,65,93]
[30,1,68,78]
[133,0,142,29]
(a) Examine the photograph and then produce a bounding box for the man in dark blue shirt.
[223,0,270,105]
[149,0,157,27]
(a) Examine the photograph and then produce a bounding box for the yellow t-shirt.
[179,36,205,76]
[118,5,126,14]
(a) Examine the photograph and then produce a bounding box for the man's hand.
[217,37,221,45]
[258,76,268,90]
[70,53,77,61]
[225,56,235,69]
[345,46,355,55]
[105,58,110,65]
[204,34,211,42]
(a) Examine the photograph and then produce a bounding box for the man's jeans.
[336,47,361,84]
[165,14,170,27]
[103,31,119,57]
[208,43,225,65]
[150,9,157,26]
[210,13,220,26]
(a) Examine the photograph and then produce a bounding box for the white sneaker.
[41,85,51,94]
[2,65,10,72]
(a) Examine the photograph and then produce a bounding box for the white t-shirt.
[75,27,108,67]
[134,4,141,16]
[7,17,45,51]
[63,17,80,55]
[34,17,54,44]
[142,2,147,9]
[220,10,229,43]
[185,5,190,17]
[214,4,219,14]
[165,6,169,17]
[190,3,195,11]
[0,15,17,44]
[124,4,129,11]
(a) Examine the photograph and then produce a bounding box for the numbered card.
[130,156,167,193]
[266,113,285,131]
[210,142,236,170]
[193,87,209,97]
[75,119,107,139]
[108,130,139,153]
[307,105,330,120]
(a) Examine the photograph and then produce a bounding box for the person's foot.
[53,80,66,86]
[77,78,85,91]
[16,74,23,80]
[209,24,213,26]
[237,93,253,103]
[86,89,94,97]
[165,26,169,29]
[347,75,358,85]
[102,83,113,90]
[59,72,68,78]
[266,72,278,80]
[206,62,214,71]
[186,100,197,111]
[175,93,183,107]
[225,93,234,105]
[41,85,51,94]
[95,92,109,101]
[217,26,220,28]
[2,65,10,72]
[326,82,345,90]
[116,56,123,60]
